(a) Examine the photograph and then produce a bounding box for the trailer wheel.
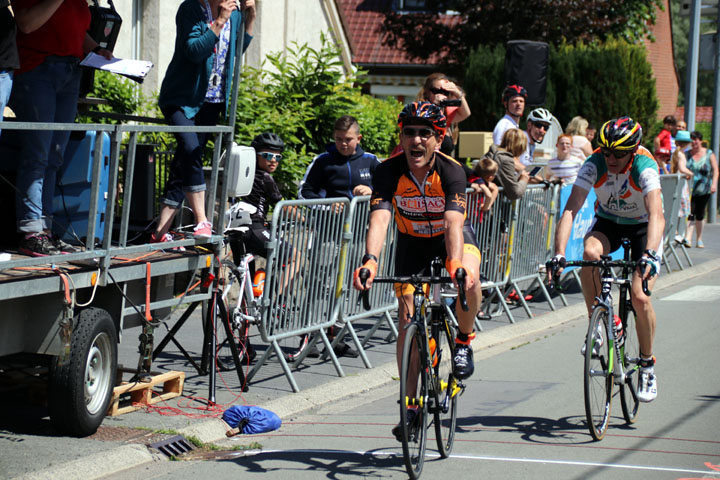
[49,307,118,437]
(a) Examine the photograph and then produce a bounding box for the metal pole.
[686,0,702,131]
[709,8,720,223]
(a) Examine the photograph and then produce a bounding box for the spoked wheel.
[584,307,614,441]
[620,312,641,424]
[433,321,458,458]
[399,323,428,479]
[216,260,255,371]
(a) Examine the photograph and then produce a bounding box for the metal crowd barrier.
[336,196,398,367]
[660,174,692,272]
[244,197,350,392]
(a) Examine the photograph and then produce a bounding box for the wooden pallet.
[108,368,185,416]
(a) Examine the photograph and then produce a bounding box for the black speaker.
[504,40,549,107]
[129,144,156,226]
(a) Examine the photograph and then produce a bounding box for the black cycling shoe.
[392,408,418,442]
[453,343,474,380]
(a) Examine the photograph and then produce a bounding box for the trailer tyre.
[49,307,118,437]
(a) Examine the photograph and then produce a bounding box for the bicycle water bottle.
[429,337,438,367]
[252,269,265,297]
[613,315,624,347]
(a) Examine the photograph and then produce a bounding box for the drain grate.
[148,435,196,457]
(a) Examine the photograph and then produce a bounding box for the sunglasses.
[534,123,550,131]
[402,127,435,140]
[600,147,630,158]
[429,87,451,96]
[259,152,282,162]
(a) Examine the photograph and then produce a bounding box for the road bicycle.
[359,257,467,479]
[547,239,651,441]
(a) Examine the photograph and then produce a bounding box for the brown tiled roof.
[336,0,462,66]
[675,106,714,123]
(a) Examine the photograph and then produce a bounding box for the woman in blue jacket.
[153,0,255,244]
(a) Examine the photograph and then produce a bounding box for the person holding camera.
[416,72,470,156]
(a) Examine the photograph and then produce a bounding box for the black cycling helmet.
[397,101,447,136]
[251,132,284,152]
[598,117,643,151]
[502,84,527,104]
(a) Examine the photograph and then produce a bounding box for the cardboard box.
[458,131,494,159]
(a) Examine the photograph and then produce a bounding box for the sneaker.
[193,221,213,240]
[580,324,604,356]
[50,236,80,254]
[19,233,61,257]
[452,343,474,380]
[392,408,418,442]
[150,232,186,252]
[333,341,359,358]
[681,238,691,248]
[637,366,657,402]
[696,240,704,248]
[673,234,684,244]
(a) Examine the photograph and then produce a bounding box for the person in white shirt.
[492,85,527,146]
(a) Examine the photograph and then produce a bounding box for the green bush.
[234,33,400,198]
[463,39,659,137]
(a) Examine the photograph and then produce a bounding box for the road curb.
[26,257,720,479]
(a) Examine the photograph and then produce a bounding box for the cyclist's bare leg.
[397,293,420,398]
[631,271,657,357]
[580,232,611,314]
[457,250,481,335]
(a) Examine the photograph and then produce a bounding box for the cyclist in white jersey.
[549,117,664,403]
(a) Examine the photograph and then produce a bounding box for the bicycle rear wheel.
[620,311,641,423]
[584,306,613,441]
[433,320,457,458]
[399,322,428,479]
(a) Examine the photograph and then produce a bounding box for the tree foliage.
[234,33,401,198]
[462,39,659,143]
[382,0,664,66]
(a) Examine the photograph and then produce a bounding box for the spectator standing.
[152,0,255,245]
[585,123,597,148]
[486,128,529,201]
[546,134,582,184]
[565,116,594,164]
[0,0,19,138]
[299,115,379,201]
[415,72,470,156]
[670,130,694,244]
[682,131,719,248]
[10,0,112,256]
[492,85,527,146]
[523,107,553,166]
[653,115,677,166]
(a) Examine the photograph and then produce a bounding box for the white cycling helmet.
[527,107,553,124]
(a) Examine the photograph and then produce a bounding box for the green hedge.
[463,39,659,144]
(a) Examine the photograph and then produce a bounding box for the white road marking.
[233,448,720,475]
[661,285,720,302]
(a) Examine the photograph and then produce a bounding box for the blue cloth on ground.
[222,406,282,434]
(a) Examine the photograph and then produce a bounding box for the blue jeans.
[160,102,222,208]
[0,69,12,138]
[9,57,81,234]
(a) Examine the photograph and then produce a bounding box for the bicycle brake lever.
[455,268,469,312]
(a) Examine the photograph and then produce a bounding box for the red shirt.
[14,0,90,74]
[655,128,672,157]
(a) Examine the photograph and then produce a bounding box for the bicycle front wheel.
[399,322,428,479]
[620,311,641,424]
[584,306,614,441]
[433,320,457,458]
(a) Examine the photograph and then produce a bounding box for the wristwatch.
[362,253,378,264]
[643,249,659,261]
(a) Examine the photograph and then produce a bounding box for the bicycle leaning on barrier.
[359,257,467,479]
[547,239,653,441]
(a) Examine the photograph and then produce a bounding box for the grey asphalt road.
[102,266,720,480]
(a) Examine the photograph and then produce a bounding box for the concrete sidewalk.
[6,224,720,480]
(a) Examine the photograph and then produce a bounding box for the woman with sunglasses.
[416,72,471,156]
[152,0,255,245]
[683,130,718,248]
